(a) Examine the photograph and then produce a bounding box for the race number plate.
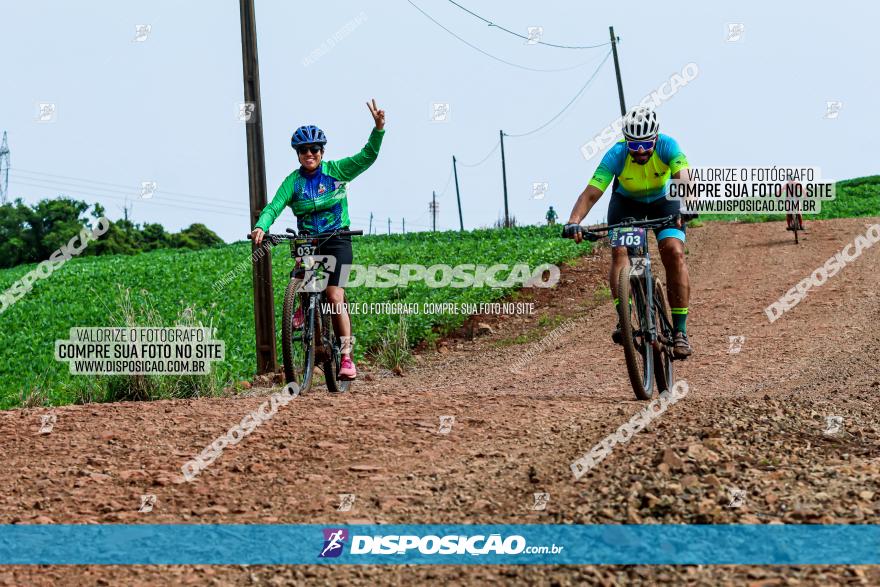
[609,227,646,248]
[291,239,317,258]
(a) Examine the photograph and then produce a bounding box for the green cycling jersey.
[255,128,384,234]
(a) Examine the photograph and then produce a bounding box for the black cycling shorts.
[607,191,685,242]
[315,234,353,288]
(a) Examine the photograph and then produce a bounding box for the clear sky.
[2,1,876,241]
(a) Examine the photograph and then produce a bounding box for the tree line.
[0,197,224,269]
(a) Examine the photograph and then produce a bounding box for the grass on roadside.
[369,315,415,373]
[697,175,880,224]
[0,224,588,409]
[63,286,225,405]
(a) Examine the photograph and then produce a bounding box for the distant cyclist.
[784,179,805,240]
[251,99,386,379]
[563,106,694,357]
[546,206,558,226]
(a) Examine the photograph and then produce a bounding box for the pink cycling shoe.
[339,355,357,380]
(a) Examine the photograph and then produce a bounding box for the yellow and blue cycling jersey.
[588,134,689,203]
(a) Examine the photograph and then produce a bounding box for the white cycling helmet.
[622,106,659,140]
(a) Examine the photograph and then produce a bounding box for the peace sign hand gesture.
[366,98,385,130]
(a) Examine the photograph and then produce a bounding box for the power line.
[10,167,246,210]
[504,49,613,138]
[447,0,610,50]
[13,174,417,229]
[10,179,248,219]
[435,167,454,197]
[457,140,500,168]
[407,0,606,73]
[9,174,250,214]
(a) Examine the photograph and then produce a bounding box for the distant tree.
[0,196,226,269]
[172,223,223,250]
[28,198,90,260]
[141,223,171,251]
[0,199,33,267]
[89,222,141,257]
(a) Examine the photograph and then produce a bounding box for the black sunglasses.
[296,145,323,155]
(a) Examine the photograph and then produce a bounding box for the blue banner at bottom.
[0,524,878,565]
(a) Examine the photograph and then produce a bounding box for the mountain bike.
[785,181,805,244]
[579,214,681,400]
[786,211,804,244]
[248,228,362,394]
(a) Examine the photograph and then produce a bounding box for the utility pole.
[0,132,9,205]
[402,218,405,234]
[499,130,510,228]
[452,155,463,231]
[387,217,391,235]
[368,212,373,235]
[609,26,626,116]
[240,0,277,374]
[429,191,439,231]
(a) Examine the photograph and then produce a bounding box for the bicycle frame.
[247,228,362,390]
[583,214,678,352]
[578,213,680,399]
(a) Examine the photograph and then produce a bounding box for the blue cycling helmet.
[291,125,327,148]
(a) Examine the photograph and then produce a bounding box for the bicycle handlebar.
[584,213,681,234]
[575,213,684,241]
[246,228,364,241]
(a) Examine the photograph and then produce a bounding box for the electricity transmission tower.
[0,132,10,204]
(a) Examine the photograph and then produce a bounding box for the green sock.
[671,307,688,334]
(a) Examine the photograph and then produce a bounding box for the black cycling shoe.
[673,331,693,358]
[611,322,623,345]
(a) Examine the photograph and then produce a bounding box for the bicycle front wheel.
[282,279,315,392]
[322,294,352,394]
[617,266,654,400]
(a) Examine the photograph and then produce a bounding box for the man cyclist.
[251,99,386,380]
[563,106,694,358]
[784,179,805,239]
[546,206,558,226]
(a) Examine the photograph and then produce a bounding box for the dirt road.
[2,218,879,585]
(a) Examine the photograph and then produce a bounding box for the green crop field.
[697,175,879,223]
[0,225,585,409]
[3,176,875,410]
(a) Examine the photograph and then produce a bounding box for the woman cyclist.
[251,99,386,380]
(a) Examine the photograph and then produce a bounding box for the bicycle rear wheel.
[282,279,315,392]
[652,277,674,394]
[617,266,654,400]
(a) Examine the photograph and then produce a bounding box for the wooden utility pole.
[240,0,277,374]
[430,191,439,231]
[499,130,510,228]
[368,212,373,235]
[452,156,463,231]
[387,217,391,234]
[609,26,626,116]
